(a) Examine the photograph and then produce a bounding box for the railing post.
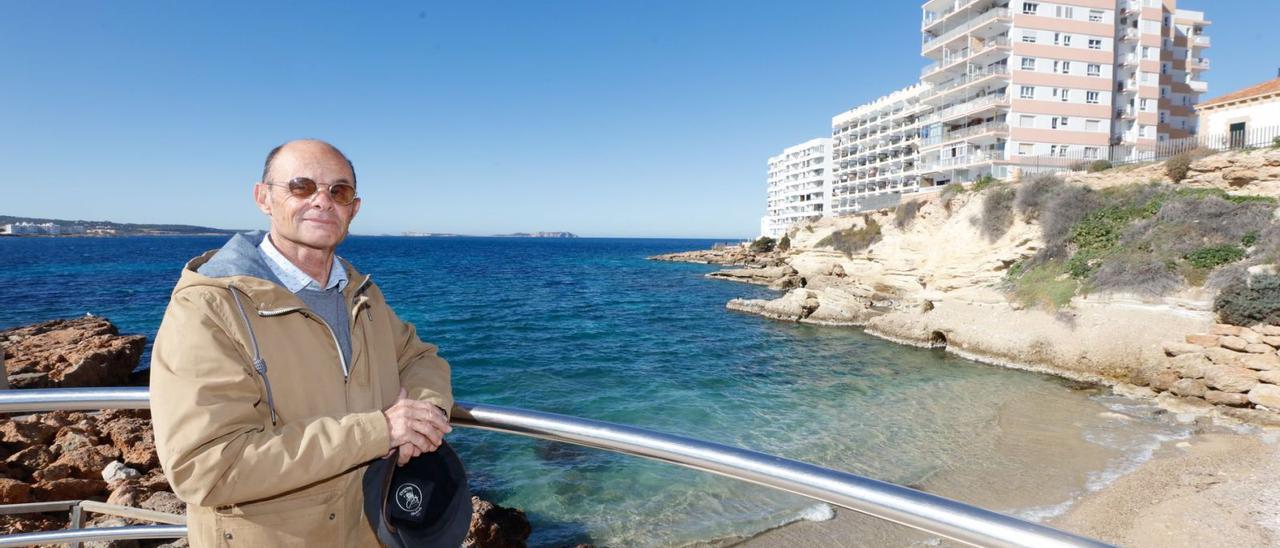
[67,505,83,548]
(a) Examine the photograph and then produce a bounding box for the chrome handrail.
[0,388,1112,548]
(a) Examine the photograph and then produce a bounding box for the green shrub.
[1243,231,1260,247]
[1090,252,1182,295]
[815,217,882,257]
[749,236,775,253]
[1184,244,1246,269]
[777,235,791,252]
[894,201,922,229]
[1165,153,1193,183]
[1215,274,1280,326]
[980,187,1017,242]
[1087,160,1113,173]
[1273,136,1280,149]
[971,174,999,192]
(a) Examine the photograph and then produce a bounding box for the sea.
[0,236,1195,546]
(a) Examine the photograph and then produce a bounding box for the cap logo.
[396,484,423,514]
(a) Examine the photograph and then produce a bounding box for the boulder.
[1169,353,1210,379]
[141,491,186,516]
[32,478,107,501]
[1248,384,1280,409]
[34,463,73,482]
[1204,366,1259,393]
[1221,407,1280,427]
[1162,342,1204,357]
[106,482,144,508]
[1239,328,1264,345]
[1211,324,1242,336]
[1170,378,1208,398]
[1263,336,1280,348]
[1239,352,1280,371]
[1150,370,1180,392]
[0,478,31,504]
[1244,343,1273,354]
[1205,390,1251,407]
[0,419,59,447]
[1259,370,1280,385]
[1260,325,1280,337]
[5,446,54,475]
[1219,336,1249,352]
[1185,334,1220,347]
[0,317,145,389]
[465,496,532,548]
[1205,347,1244,367]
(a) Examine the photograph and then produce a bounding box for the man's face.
[253,142,360,252]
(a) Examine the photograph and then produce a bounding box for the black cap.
[363,441,472,548]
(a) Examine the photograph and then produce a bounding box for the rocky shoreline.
[0,317,533,547]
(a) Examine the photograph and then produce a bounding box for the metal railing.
[0,388,1111,548]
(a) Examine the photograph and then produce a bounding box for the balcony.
[921,93,1009,125]
[924,67,1010,103]
[1192,35,1211,48]
[921,7,1011,55]
[1189,80,1208,93]
[920,151,997,172]
[1189,57,1210,70]
[922,0,983,31]
[921,37,1010,79]
[921,122,1009,148]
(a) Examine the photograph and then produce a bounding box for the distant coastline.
[0,215,237,237]
[402,231,579,238]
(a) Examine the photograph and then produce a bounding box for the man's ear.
[350,197,361,221]
[254,183,272,215]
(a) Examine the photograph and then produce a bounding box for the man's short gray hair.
[261,140,357,186]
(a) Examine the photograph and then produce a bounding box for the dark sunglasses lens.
[330,185,356,204]
[286,178,318,197]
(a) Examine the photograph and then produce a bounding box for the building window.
[1140,125,1152,138]
[1052,116,1069,129]
[1159,111,1167,123]
[1022,31,1037,43]
[1086,91,1101,104]
[1089,9,1104,22]
[1056,6,1074,19]
[1021,57,1037,71]
[1020,85,1035,99]
[1140,98,1151,111]
[1057,61,1071,74]
[1050,144,1070,157]
[1020,115,1036,127]
[1059,89,1071,102]
[1084,147,1100,159]
[1023,2,1039,15]
[1086,119,1101,131]
[1088,38,1102,50]
[1088,63,1101,77]
[1019,143,1035,155]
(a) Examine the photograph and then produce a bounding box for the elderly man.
[150,140,454,546]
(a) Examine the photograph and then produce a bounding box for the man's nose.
[308,186,336,209]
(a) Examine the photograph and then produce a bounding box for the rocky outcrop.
[465,496,533,548]
[1,316,146,389]
[650,245,783,267]
[1183,148,1280,197]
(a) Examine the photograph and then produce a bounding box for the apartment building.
[917,0,1210,185]
[760,138,831,238]
[829,84,932,216]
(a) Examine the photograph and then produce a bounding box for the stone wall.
[1133,323,1280,424]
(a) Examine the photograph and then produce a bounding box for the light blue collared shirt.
[258,235,349,294]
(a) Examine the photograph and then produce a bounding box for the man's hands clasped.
[383,388,452,466]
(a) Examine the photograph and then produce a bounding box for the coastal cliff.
[656,148,1280,425]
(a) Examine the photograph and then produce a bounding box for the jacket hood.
[176,232,370,307]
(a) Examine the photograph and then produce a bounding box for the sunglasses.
[267,177,358,205]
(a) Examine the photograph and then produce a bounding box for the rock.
[1150,370,1180,392]
[1211,324,1242,336]
[101,461,140,483]
[32,478,107,501]
[1205,390,1251,407]
[1263,336,1280,348]
[1185,334,1220,347]
[97,413,158,469]
[1239,328,1264,344]
[0,317,145,389]
[1205,347,1244,367]
[1260,325,1280,337]
[34,463,73,482]
[830,263,846,278]
[1113,383,1157,399]
[1162,342,1204,357]
[1248,384,1280,409]
[0,478,31,504]
[1259,370,1280,385]
[52,444,121,480]
[1219,336,1249,352]
[1171,378,1208,398]
[141,491,186,516]
[1221,407,1280,427]
[0,419,59,447]
[5,446,54,475]
[1155,392,1214,414]
[1244,343,1272,354]
[1239,352,1280,371]
[465,496,531,548]
[106,482,143,507]
[1169,353,1210,379]
[1204,366,1259,393]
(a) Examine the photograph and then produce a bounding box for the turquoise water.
[0,236,1187,546]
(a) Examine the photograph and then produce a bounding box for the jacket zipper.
[258,307,349,382]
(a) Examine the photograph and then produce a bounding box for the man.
[150,140,454,546]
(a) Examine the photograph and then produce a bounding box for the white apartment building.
[760,138,831,238]
[830,84,933,216]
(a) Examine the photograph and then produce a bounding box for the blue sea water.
[0,236,1189,546]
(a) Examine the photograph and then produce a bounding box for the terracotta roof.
[1198,77,1280,109]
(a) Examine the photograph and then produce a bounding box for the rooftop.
[1198,77,1280,109]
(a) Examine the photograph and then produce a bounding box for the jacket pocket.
[214,488,341,547]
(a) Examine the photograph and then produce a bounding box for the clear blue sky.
[1,1,1274,238]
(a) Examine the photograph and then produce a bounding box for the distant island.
[402,231,578,238]
[0,215,237,237]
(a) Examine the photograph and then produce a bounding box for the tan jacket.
[150,245,452,547]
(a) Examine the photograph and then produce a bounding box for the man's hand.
[383,388,452,466]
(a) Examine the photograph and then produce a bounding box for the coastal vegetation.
[1215,274,1280,326]
[815,216,882,257]
[750,236,776,253]
[894,200,922,229]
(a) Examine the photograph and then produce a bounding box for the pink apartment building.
[917,0,1209,185]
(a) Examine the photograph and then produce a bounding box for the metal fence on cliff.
[1015,124,1280,176]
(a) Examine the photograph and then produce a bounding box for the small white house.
[1196,76,1280,147]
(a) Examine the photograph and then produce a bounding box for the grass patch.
[815,217,882,257]
[1009,261,1078,309]
[1185,244,1246,269]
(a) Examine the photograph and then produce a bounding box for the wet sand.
[731,388,1280,547]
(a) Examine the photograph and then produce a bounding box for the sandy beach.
[730,390,1280,547]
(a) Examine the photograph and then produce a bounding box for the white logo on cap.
[396,484,423,514]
